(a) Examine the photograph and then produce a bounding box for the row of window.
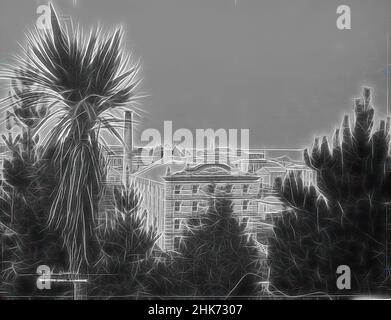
[173,200,251,212]
[174,184,252,195]
[110,158,123,167]
[174,201,205,212]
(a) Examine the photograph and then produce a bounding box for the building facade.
[162,163,263,251]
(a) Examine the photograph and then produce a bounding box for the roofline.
[163,175,260,182]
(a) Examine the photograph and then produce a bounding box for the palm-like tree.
[0,4,141,274]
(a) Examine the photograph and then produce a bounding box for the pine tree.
[268,174,332,295]
[269,87,390,295]
[0,82,67,297]
[177,184,263,297]
[90,180,159,297]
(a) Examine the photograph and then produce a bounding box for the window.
[174,219,181,230]
[174,237,181,250]
[111,158,122,167]
[174,201,181,212]
[243,200,249,211]
[226,184,233,193]
[174,185,181,194]
[192,201,198,212]
[192,184,199,194]
[243,184,250,194]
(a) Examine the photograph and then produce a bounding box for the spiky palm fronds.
[1,4,141,120]
[0,4,141,273]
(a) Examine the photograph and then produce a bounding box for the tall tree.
[269,87,390,295]
[177,185,264,297]
[90,180,159,298]
[0,4,141,276]
[0,81,67,297]
[268,174,333,295]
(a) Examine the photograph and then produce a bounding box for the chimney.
[123,110,134,175]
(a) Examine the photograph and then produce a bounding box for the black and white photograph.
[0,0,390,305]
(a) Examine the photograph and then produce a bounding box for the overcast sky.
[0,0,390,148]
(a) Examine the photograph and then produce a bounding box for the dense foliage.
[174,185,264,297]
[269,88,390,295]
[90,180,159,298]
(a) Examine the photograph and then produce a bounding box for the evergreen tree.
[0,82,67,297]
[177,184,264,297]
[268,174,333,295]
[269,87,390,295]
[0,190,13,294]
[90,180,159,298]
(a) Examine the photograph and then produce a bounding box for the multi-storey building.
[162,163,263,251]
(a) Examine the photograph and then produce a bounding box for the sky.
[0,0,390,149]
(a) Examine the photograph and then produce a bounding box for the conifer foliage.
[0,81,67,296]
[177,184,264,297]
[90,180,159,297]
[269,87,390,295]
